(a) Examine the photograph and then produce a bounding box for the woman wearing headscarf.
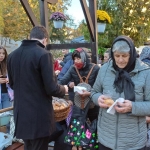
[55,48,99,150]
[59,47,100,121]
[91,35,150,150]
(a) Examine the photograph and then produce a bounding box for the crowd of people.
[1,25,150,150]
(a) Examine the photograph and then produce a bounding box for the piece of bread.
[104,98,114,107]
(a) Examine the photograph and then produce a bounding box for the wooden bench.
[0,107,77,150]
[0,107,24,150]
[6,142,24,150]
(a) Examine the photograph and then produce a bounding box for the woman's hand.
[67,100,73,106]
[64,85,68,94]
[146,116,150,123]
[0,76,7,84]
[55,70,60,76]
[69,82,74,88]
[115,100,132,113]
[78,90,90,98]
[98,95,110,108]
[6,78,9,83]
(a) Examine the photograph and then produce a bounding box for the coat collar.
[21,40,45,48]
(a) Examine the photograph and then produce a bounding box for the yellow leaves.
[1,0,34,40]
[0,16,4,33]
[97,10,111,24]
[0,1,4,33]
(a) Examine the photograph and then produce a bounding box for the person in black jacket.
[59,48,100,122]
[7,25,68,150]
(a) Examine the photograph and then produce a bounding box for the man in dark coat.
[7,25,68,150]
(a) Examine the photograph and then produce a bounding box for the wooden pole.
[79,0,95,42]
[89,0,98,64]
[39,0,46,26]
[20,0,39,26]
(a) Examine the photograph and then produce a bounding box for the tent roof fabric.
[71,36,88,43]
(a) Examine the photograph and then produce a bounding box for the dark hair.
[72,48,91,67]
[72,50,81,60]
[30,25,49,40]
[0,46,8,76]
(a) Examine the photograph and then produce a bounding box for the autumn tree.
[98,0,150,47]
[48,0,80,43]
[1,0,75,43]
[81,0,150,51]
[0,0,5,34]
[1,0,39,41]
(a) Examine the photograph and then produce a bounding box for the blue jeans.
[0,93,11,109]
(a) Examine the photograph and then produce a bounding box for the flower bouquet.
[50,12,67,21]
[50,12,67,28]
[97,10,111,24]
[96,10,111,33]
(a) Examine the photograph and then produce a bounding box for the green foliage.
[97,0,150,47]
[50,26,68,43]
[0,1,5,34]
[49,0,79,43]
[50,50,63,59]
[78,20,90,41]
[81,0,150,55]
[1,0,39,40]
[98,47,107,55]
[1,0,74,42]
[78,20,110,55]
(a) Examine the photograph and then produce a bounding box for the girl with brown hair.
[0,46,13,109]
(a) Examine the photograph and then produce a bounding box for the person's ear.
[42,38,47,46]
[45,38,48,43]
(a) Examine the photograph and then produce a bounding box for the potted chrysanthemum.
[97,10,111,33]
[50,12,67,28]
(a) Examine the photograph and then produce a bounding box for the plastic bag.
[0,132,12,150]
[9,116,24,143]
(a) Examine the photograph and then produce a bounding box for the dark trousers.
[23,136,50,150]
[99,143,146,150]
[98,143,112,150]
[87,105,99,122]
[53,123,72,150]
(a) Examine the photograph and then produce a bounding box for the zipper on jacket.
[115,94,121,149]
[137,116,140,133]
[99,109,103,128]
[115,112,119,149]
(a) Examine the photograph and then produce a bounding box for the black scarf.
[111,36,137,101]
